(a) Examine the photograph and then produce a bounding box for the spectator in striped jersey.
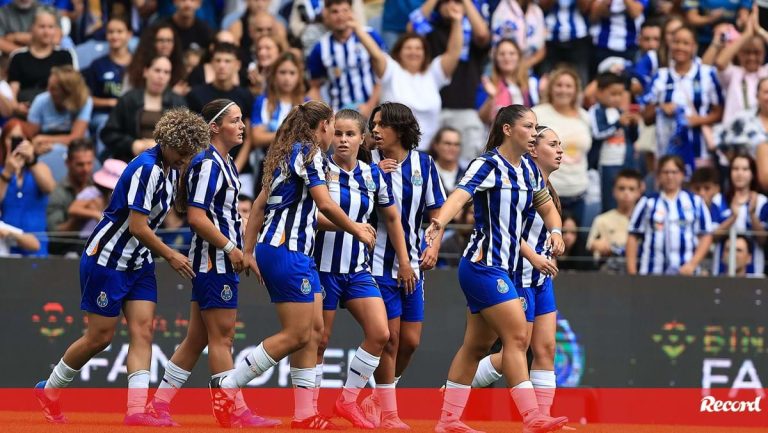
[219,101,376,429]
[313,109,415,428]
[306,0,383,117]
[33,108,209,426]
[540,0,592,85]
[642,25,724,177]
[710,154,768,277]
[626,155,713,275]
[589,0,647,68]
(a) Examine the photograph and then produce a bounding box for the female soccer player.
[425,105,568,433]
[313,109,415,428]
[34,108,209,426]
[147,99,279,427]
[360,102,446,429]
[626,155,713,275]
[216,101,376,430]
[471,127,564,419]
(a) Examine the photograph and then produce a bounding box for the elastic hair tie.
[209,102,235,124]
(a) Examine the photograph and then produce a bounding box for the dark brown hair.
[391,33,431,73]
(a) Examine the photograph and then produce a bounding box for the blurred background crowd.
[0,0,766,277]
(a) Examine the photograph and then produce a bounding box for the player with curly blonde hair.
[34,108,208,427]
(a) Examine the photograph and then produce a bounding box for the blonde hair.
[50,65,90,112]
[153,108,210,157]
[545,67,582,108]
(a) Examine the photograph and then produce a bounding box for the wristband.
[551,228,562,236]
[223,240,235,254]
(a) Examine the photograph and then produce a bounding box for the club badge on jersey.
[412,170,423,186]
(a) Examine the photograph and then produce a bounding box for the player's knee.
[532,338,556,362]
[87,328,115,352]
[383,328,400,355]
[317,334,330,356]
[501,330,528,352]
[399,330,420,354]
[366,327,390,352]
[285,327,312,352]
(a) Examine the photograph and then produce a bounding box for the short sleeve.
[585,215,602,250]
[307,43,326,80]
[374,165,394,207]
[187,159,221,210]
[426,156,447,209]
[428,55,451,89]
[629,196,649,235]
[291,146,326,188]
[457,157,496,195]
[127,164,162,214]
[27,93,45,126]
[6,54,20,83]
[76,97,94,122]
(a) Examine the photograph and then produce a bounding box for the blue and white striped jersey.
[516,208,550,288]
[259,143,327,256]
[251,94,293,133]
[187,146,243,274]
[306,29,383,111]
[629,190,713,275]
[590,0,647,52]
[544,0,589,43]
[710,192,768,277]
[458,151,545,271]
[643,61,724,172]
[315,158,394,274]
[370,149,446,279]
[84,145,177,271]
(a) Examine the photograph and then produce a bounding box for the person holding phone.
[0,119,55,257]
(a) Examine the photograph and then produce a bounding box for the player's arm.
[534,193,564,257]
[520,238,558,277]
[679,233,713,275]
[317,212,341,231]
[310,185,376,249]
[424,188,472,247]
[128,210,195,279]
[625,234,640,275]
[381,204,416,292]
[243,188,267,257]
[188,206,245,272]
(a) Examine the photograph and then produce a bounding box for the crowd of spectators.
[0,0,766,278]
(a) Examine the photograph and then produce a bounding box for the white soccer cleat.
[434,419,485,433]
[360,394,381,427]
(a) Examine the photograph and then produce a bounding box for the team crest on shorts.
[300,278,312,294]
[221,285,233,301]
[96,291,108,308]
[364,175,376,191]
[411,170,423,186]
[496,279,509,294]
[321,286,326,300]
[519,296,528,311]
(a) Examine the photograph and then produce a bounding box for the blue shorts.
[519,278,557,322]
[320,270,381,311]
[191,272,239,310]
[458,258,519,314]
[79,253,157,317]
[256,243,321,303]
[375,275,424,322]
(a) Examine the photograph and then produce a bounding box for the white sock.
[472,356,502,388]
[510,381,539,421]
[154,361,191,404]
[45,359,79,400]
[222,342,276,389]
[440,381,471,422]
[291,367,316,421]
[127,370,150,416]
[313,363,323,412]
[531,370,556,416]
[393,376,401,386]
[375,383,397,414]
[341,347,380,404]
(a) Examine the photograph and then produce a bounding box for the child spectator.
[586,168,643,273]
[478,38,540,125]
[588,72,640,212]
[84,17,132,156]
[689,166,720,212]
